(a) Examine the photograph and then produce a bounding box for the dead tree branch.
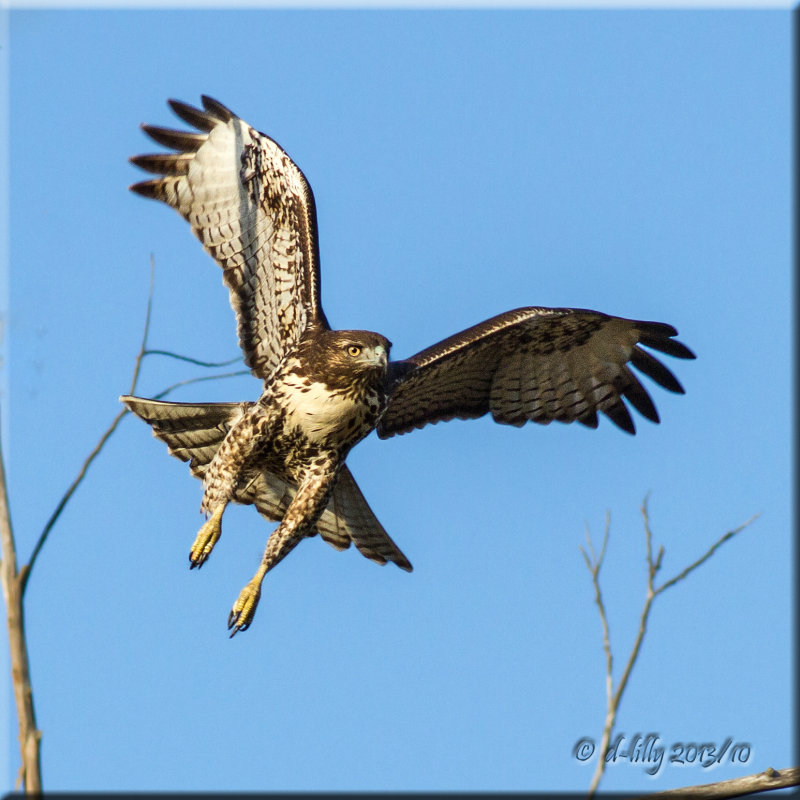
[637,765,800,799]
[0,418,42,792]
[580,496,758,798]
[1,259,247,791]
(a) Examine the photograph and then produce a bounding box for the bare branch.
[2,259,249,792]
[636,765,800,799]
[151,369,250,401]
[584,499,758,798]
[143,350,242,369]
[127,255,156,395]
[582,512,615,796]
[0,419,43,792]
[20,259,249,595]
[654,515,759,597]
[21,406,129,595]
[21,259,158,595]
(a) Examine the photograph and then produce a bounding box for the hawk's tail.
[121,395,247,478]
[121,395,413,572]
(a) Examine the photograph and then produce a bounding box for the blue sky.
[2,7,792,794]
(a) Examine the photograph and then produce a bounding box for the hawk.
[122,96,695,636]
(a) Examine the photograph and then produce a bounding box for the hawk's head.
[298,330,391,391]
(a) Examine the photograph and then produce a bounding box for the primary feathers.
[123,96,694,635]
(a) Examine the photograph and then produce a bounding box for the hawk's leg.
[227,464,339,637]
[193,405,266,569]
[189,503,226,569]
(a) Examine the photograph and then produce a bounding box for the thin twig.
[583,498,757,798]
[143,350,242,369]
[127,255,156,396]
[581,512,614,797]
[20,407,129,595]
[3,259,249,791]
[21,269,249,594]
[21,258,158,595]
[654,515,759,597]
[151,369,250,400]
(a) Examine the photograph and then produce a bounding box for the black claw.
[227,610,250,637]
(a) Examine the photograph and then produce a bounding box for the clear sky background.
[2,7,792,794]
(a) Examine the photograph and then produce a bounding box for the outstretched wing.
[130,95,328,380]
[378,307,695,438]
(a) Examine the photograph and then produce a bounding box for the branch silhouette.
[0,260,248,792]
[580,497,759,798]
[1,263,790,795]
[637,765,800,799]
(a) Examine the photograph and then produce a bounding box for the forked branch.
[1,260,246,792]
[580,497,758,797]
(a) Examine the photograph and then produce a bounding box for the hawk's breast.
[277,371,382,448]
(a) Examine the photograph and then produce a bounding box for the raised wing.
[378,307,695,438]
[130,95,328,381]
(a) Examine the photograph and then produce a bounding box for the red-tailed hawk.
[121,96,694,636]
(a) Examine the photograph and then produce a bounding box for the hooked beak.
[372,344,388,367]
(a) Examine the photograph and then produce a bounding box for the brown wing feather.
[237,466,412,571]
[378,307,695,438]
[322,466,412,571]
[130,96,328,381]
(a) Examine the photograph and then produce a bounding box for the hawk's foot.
[189,505,224,569]
[227,579,262,637]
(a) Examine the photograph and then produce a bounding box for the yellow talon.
[189,505,224,568]
[228,579,263,636]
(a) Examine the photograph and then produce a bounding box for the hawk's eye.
[347,345,362,357]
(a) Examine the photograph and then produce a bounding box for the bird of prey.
[122,95,695,636]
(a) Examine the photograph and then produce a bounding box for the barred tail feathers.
[121,395,248,478]
[121,396,412,571]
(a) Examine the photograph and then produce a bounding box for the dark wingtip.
[603,401,637,435]
[129,179,160,199]
[167,98,217,132]
[670,340,696,360]
[631,347,686,394]
[141,123,207,153]
[637,322,696,360]
[201,95,235,122]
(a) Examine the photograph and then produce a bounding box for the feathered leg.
[190,405,265,568]
[228,463,339,636]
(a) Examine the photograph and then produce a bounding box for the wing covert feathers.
[130,95,328,381]
[378,307,695,438]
